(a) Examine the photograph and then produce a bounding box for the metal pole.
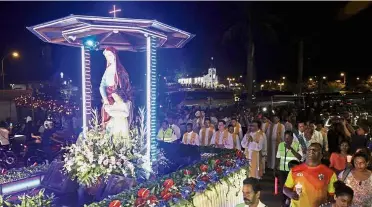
[1,57,5,90]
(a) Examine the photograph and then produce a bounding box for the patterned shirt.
[285,163,337,207]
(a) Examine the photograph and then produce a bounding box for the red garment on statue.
[101,86,116,125]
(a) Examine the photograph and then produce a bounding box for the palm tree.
[223,3,281,103]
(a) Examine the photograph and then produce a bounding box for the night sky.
[0,2,371,87]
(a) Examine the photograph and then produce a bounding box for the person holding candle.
[329,140,351,175]
[283,142,337,207]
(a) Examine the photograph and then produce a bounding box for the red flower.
[147,195,158,204]
[215,166,223,174]
[214,159,221,166]
[201,175,210,182]
[134,198,145,207]
[161,189,169,197]
[137,188,150,199]
[162,192,173,201]
[109,200,121,207]
[163,179,174,189]
[200,164,208,172]
[190,183,195,190]
[174,192,182,198]
[184,169,192,175]
[225,161,233,167]
[236,150,244,159]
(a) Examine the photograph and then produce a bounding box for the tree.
[325,81,345,93]
[223,3,281,103]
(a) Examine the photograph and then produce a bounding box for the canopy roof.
[27,15,195,51]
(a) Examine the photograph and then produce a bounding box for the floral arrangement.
[86,149,248,207]
[63,108,154,187]
[1,188,54,207]
[0,164,49,185]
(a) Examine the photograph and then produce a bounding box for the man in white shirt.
[168,115,181,140]
[182,123,200,146]
[210,120,234,149]
[235,177,267,207]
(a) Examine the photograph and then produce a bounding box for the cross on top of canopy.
[27,15,195,51]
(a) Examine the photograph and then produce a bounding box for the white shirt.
[210,130,234,149]
[241,131,266,156]
[170,124,181,140]
[182,131,200,145]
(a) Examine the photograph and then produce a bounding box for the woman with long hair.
[328,122,349,154]
[330,139,351,175]
[338,151,372,207]
[100,47,133,129]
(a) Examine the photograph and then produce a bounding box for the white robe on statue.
[104,101,131,146]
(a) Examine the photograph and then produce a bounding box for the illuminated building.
[178,57,218,88]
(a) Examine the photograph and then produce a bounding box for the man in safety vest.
[275,130,303,206]
[157,120,177,143]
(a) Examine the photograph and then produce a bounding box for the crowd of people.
[157,104,372,207]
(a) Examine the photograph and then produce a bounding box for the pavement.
[260,169,284,207]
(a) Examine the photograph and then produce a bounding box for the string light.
[14,95,79,115]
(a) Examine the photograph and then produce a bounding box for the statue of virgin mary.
[100,47,133,144]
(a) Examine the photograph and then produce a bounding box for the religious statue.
[100,47,133,145]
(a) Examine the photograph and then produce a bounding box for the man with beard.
[283,142,337,207]
[236,177,267,207]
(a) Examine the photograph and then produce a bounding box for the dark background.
[0,2,371,87]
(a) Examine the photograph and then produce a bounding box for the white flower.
[103,159,109,166]
[110,156,116,165]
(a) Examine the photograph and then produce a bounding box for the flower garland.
[86,149,248,207]
[0,164,49,185]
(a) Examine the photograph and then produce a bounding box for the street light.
[309,78,313,81]
[1,51,20,89]
[260,84,264,90]
[323,76,327,80]
[282,76,286,80]
[356,77,360,81]
[340,72,346,84]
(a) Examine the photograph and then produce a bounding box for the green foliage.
[1,189,54,207]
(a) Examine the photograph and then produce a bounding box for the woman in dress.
[338,151,372,207]
[319,181,354,207]
[100,47,133,129]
